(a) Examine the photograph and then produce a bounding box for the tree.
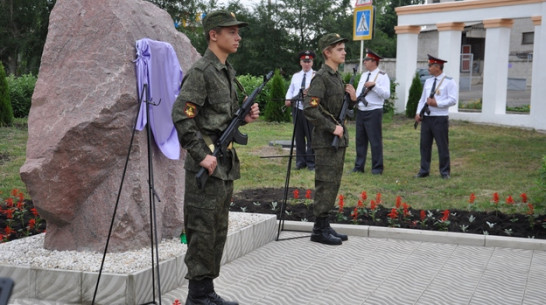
[0,0,55,75]
[0,62,14,126]
[264,69,290,122]
[405,71,423,118]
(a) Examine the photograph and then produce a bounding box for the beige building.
[394,0,545,131]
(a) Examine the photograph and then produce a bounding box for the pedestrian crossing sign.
[353,6,374,40]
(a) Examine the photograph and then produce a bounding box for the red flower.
[357,200,364,209]
[520,193,528,203]
[440,210,449,221]
[5,198,13,208]
[31,208,39,216]
[293,189,299,199]
[492,192,499,204]
[420,210,426,221]
[5,226,14,235]
[360,191,367,201]
[375,193,382,204]
[395,196,402,209]
[17,192,24,202]
[28,219,36,230]
[352,207,358,220]
[370,200,377,210]
[10,189,18,197]
[505,195,514,205]
[468,193,476,204]
[338,195,344,212]
[16,201,23,210]
[402,203,409,217]
[305,189,312,200]
[387,208,398,219]
[6,209,13,219]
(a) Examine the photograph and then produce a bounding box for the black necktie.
[430,78,437,96]
[301,72,307,89]
[365,72,371,82]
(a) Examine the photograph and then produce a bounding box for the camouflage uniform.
[172,47,241,281]
[304,63,348,218]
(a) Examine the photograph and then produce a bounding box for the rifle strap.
[318,104,341,126]
[433,76,446,96]
[234,78,247,96]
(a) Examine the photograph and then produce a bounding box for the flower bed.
[231,187,546,239]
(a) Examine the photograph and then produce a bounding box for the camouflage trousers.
[184,172,233,280]
[313,146,346,218]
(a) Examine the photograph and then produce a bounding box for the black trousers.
[292,107,314,168]
[354,108,383,173]
[419,115,450,176]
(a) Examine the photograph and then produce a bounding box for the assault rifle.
[356,81,374,107]
[196,71,274,189]
[331,67,357,150]
[414,89,433,129]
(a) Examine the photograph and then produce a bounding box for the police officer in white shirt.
[285,50,316,170]
[414,54,458,179]
[352,49,390,175]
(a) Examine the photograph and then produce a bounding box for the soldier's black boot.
[186,279,214,305]
[310,217,342,245]
[205,279,239,305]
[326,221,348,241]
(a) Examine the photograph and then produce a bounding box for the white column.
[437,22,464,113]
[530,15,545,130]
[482,19,513,116]
[394,25,421,113]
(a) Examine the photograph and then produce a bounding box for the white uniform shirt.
[416,72,458,116]
[355,68,391,111]
[285,69,314,110]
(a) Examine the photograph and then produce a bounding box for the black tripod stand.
[276,90,312,241]
[92,84,163,305]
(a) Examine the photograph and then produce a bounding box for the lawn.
[1,115,545,215]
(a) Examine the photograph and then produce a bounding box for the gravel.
[0,212,269,274]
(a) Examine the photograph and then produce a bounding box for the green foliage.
[384,80,398,114]
[264,69,290,122]
[0,63,14,126]
[6,74,36,118]
[236,74,272,111]
[405,72,422,118]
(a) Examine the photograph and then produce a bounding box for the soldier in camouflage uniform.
[171,10,259,305]
[304,33,357,245]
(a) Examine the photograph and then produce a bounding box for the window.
[522,32,534,45]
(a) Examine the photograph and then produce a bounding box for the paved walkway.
[165,231,546,305]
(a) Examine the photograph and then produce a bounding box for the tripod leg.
[276,107,299,241]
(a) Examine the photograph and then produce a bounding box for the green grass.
[0,118,28,198]
[2,116,545,214]
[236,115,546,214]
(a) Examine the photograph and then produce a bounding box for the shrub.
[0,63,14,126]
[384,80,398,114]
[405,71,422,118]
[264,69,290,122]
[236,73,271,111]
[6,73,37,118]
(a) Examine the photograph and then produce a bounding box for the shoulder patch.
[379,70,386,75]
[184,102,198,118]
[446,76,453,80]
[310,97,320,107]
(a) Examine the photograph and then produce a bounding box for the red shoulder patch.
[184,102,197,118]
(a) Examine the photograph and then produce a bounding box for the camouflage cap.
[318,33,348,52]
[203,10,248,34]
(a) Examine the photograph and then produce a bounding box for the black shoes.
[186,279,238,305]
[414,172,429,178]
[442,174,451,179]
[352,167,364,173]
[310,217,343,245]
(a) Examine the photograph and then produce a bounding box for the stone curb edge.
[279,220,546,251]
